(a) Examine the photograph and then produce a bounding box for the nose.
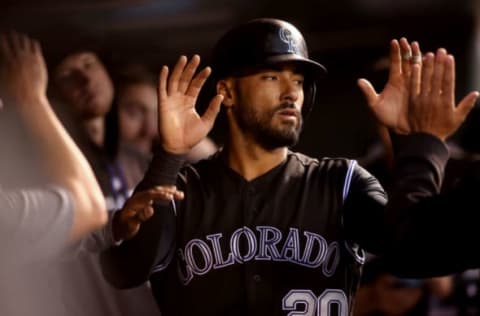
[280,79,300,104]
[71,70,90,87]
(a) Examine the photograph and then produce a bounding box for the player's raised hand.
[113,186,184,241]
[357,38,421,134]
[407,49,478,140]
[0,31,48,105]
[158,55,224,154]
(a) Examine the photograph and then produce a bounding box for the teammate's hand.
[113,186,184,241]
[0,31,48,106]
[358,38,479,140]
[406,49,478,140]
[157,55,224,154]
[357,38,419,134]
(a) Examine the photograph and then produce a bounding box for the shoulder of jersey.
[288,151,353,167]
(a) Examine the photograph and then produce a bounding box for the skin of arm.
[0,32,107,241]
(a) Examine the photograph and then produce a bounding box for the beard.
[233,101,303,150]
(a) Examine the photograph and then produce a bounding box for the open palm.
[158,55,223,154]
[358,38,419,134]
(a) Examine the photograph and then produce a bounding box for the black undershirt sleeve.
[100,148,186,289]
[344,133,480,277]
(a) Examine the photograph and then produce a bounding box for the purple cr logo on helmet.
[211,18,327,118]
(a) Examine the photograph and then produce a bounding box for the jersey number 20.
[282,289,348,316]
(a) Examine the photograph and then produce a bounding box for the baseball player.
[102,18,480,315]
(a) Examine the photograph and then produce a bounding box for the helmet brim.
[263,54,327,80]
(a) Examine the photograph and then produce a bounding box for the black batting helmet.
[211,18,327,117]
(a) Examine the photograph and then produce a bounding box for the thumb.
[456,91,479,121]
[357,78,379,108]
[201,94,223,128]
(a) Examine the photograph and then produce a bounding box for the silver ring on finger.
[402,52,412,61]
[411,54,422,64]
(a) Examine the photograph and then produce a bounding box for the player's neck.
[225,135,288,181]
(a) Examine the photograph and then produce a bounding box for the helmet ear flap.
[302,81,316,119]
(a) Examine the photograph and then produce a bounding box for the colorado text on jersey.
[152,226,364,285]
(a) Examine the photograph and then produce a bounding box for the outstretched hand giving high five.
[157,55,224,154]
[358,38,479,141]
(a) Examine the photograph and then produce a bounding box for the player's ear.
[216,79,234,108]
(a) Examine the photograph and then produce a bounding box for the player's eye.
[293,79,304,85]
[261,75,278,81]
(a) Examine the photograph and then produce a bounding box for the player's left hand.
[357,38,420,134]
[113,186,184,241]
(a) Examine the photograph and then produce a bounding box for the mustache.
[274,102,301,115]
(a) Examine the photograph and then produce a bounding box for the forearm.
[16,95,107,240]
[361,135,480,276]
[101,203,176,288]
[135,146,186,192]
[345,133,448,253]
[383,162,480,277]
[103,149,184,287]
[385,133,449,241]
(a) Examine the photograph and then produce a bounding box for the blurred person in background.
[45,39,161,316]
[354,257,452,316]
[0,32,108,316]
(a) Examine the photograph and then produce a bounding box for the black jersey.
[151,153,364,315]
[102,133,480,316]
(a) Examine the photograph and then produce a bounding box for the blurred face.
[227,65,304,149]
[375,275,424,316]
[53,52,114,120]
[117,82,158,154]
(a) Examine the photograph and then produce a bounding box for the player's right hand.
[157,55,224,155]
[112,186,184,241]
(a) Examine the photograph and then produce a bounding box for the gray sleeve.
[0,186,74,264]
[70,208,119,254]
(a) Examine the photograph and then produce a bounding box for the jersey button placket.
[244,184,257,224]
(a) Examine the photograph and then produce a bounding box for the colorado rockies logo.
[279,27,298,54]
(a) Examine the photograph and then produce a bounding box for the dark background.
[0,0,478,158]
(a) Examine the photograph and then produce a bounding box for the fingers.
[409,62,421,100]
[0,31,37,59]
[158,65,168,100]
[399,37,412,76]
[161,55,208,99]
[127,186,183,207]
[14,31,27,51]
[0,34,12,59]
[167,55,187,95]
[178,54,201,93]
[389,39,401,79]
[420,52,435,95]
[185,66,211,98]
[137,206,154,222]
[430,48,447,97]
[31,38,41,55]
[357,78,378,107]
[411,41,422,66]
[442,54,455,105]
